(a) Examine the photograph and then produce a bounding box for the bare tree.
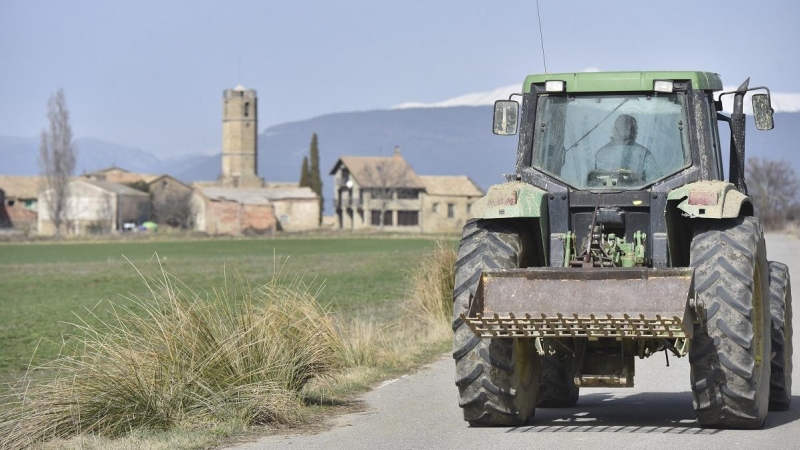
[746,157,799,230]
[39,89,76,237]
[361,150,418,230]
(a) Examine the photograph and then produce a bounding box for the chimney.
[393,146,402,157]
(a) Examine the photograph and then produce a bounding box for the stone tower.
[220,84,263,188]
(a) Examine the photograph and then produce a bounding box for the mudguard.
[667,180,752,219]
[471,181,547,220]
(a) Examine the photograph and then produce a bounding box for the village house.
[329,150,483,233]
[38,179,150,235]
[329,151,426,232]
[148,174,194,228]
[419,175,483,233]
[0,175,42,233]
[192,185,318,235]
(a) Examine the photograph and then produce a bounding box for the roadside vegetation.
[0,236,457,449]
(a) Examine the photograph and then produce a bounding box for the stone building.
[148,175,194,228]
[192,185,318,235]
[419,176,483,233]
[329,151,483,233]
[220,85,263,188]
[189,84,320,234]
[191,188,276,236]
[0,175,41,233]
[330,151,425,232]
[38,179,150,235]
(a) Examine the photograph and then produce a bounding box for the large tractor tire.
[688,217,772,428]
[452,219,540,426]
[768,261,793,411]
[537,352,579,408]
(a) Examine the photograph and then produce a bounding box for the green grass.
[0,237,439,378]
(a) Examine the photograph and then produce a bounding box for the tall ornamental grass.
[404,241,456,334]
[0,267,342,449]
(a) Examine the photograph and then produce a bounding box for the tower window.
[244,102,250,117]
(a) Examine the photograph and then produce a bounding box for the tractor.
[453,71,792,428]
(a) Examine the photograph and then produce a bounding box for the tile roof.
[419,175,484,197]
[81,179,151,196]
[197,186,317,205]
[0,175,44,199]
[330,155,425,189]
[83,167,158,183]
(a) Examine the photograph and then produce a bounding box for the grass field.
[0,236,443,379]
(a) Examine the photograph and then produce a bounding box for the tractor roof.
[522,71,723,93]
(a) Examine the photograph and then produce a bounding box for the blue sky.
[1,0,798,159]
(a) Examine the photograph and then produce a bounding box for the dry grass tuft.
[404,241,456,334]
[0,266,342,449]
[335,241,456,372]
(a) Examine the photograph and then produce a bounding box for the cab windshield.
[532,93,690,189]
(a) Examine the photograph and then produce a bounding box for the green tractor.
[453,71,792,428]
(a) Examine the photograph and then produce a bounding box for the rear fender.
[667,181,753,219]
[471,181,548,220]
[471,182,549,264]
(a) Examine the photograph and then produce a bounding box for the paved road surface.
[229,234,800,450]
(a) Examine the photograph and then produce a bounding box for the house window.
[432,202,439,213]
[397,189,419,199]
[371,188,389,199]
[244,102,250,117]
[467,203,472,214]
[397,211,419,226]
[371,210,393,226]
[447,203,455,218]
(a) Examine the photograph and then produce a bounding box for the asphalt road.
[229,233,800,450]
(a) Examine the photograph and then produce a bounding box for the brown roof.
[148,174,193,190]
[197,186,317,205]
[80,179,150,196]
[0,175,44,199]
[83,167,158,184]
[419,176,483,197]
[330,154,425,189]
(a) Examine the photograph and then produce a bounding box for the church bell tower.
[220,84,263,188]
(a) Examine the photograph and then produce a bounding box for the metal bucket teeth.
[460,311,688,339]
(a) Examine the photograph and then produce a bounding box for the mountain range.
[2,107,798,211]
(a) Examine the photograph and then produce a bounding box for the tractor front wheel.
[689,217,771,428]
[452,219,540,426]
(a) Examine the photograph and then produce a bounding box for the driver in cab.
[593,114,660,183]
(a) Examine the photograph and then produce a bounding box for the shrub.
[404,241,456,333]
[0,267,342,448]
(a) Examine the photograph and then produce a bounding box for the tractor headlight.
[654,80,673,93]
[545,80,565,92]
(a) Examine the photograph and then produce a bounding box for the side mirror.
[493,100,519,135]
[752,93,774,130]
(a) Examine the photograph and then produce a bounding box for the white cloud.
[394,83,800,113]
[581,67,601,72]
[392,84,520,110]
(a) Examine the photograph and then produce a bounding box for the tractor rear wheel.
[688,217,771,428]
[768,261,793,411]
[452,219,540,426]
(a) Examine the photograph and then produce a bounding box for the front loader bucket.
[461,267,695,339]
